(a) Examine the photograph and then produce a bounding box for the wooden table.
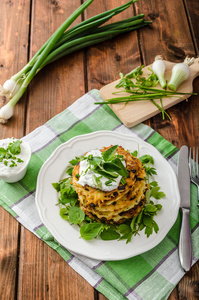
[0,0,198,299]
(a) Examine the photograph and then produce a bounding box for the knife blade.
[178,145,192,271]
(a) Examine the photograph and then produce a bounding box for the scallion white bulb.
[0,102,14,124]
[152,55,167,89]
[168,57,195,91]
[0,78,21,99]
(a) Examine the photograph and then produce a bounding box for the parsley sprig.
[52,147,166,243]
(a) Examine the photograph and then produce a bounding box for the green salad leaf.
[52,146,166,243]
[80,223,103,240]
[69,206,85,224]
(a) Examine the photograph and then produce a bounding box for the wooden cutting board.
[99,58,199,127]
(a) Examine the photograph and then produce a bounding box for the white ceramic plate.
[35,130,180,261]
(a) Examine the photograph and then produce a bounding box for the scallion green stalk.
[0,0,150,124]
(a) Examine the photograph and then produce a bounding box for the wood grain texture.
[85,0,141,91]
[85,2,140,298]
[134,0,198,148]
[17,1,94,300]
[0,0,30,139]
[135,1,199,299]
[0,0,198,299]
[99,59,199,128]
[0,207,19,300]
[0,1,30,299]
[185,0,199,54]
[18,228,94,300]
[26,0,85,133]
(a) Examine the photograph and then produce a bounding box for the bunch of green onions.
[0,0,150,124]
[95,67,197,120]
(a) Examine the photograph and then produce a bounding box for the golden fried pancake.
[72,146,149,224]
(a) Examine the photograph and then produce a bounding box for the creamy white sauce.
[78,149,125,192]
[0,138,29,178]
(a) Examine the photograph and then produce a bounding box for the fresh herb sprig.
[0,139,24,167]
[67,145,128,188]
[52,148,165,243]
[94,66,197,120]
[53,176,165,242]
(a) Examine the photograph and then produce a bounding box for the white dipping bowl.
[0,139,31,183]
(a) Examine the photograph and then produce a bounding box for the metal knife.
[178,145,192,271]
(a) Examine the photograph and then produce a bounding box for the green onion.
[152,55,167,89]
[168,57,195,91]
[94,65,197,120]
[0,0,150,124]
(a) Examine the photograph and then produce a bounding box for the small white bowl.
[0,139,31,183]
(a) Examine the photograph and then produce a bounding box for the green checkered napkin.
[0,89,198,300]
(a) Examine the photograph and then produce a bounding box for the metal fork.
[189,147,199,204]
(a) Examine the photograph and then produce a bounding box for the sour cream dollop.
[77,149,126,192]
[0,138,31,183]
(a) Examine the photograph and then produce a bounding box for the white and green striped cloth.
[1,89,198,300]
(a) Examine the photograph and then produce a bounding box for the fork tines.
[189,147,199,179]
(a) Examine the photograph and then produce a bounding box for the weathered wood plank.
[85,1,141,299]
[0,0,31,139]
[18,229,94,300]
[85,0,141,91]
[0,1,31,299]
[26,0,85,133]
[185,0,199,53]
[134,0,197,146]
[0,207,19,300]
[18,0,94,299]
[135,0,199,299]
